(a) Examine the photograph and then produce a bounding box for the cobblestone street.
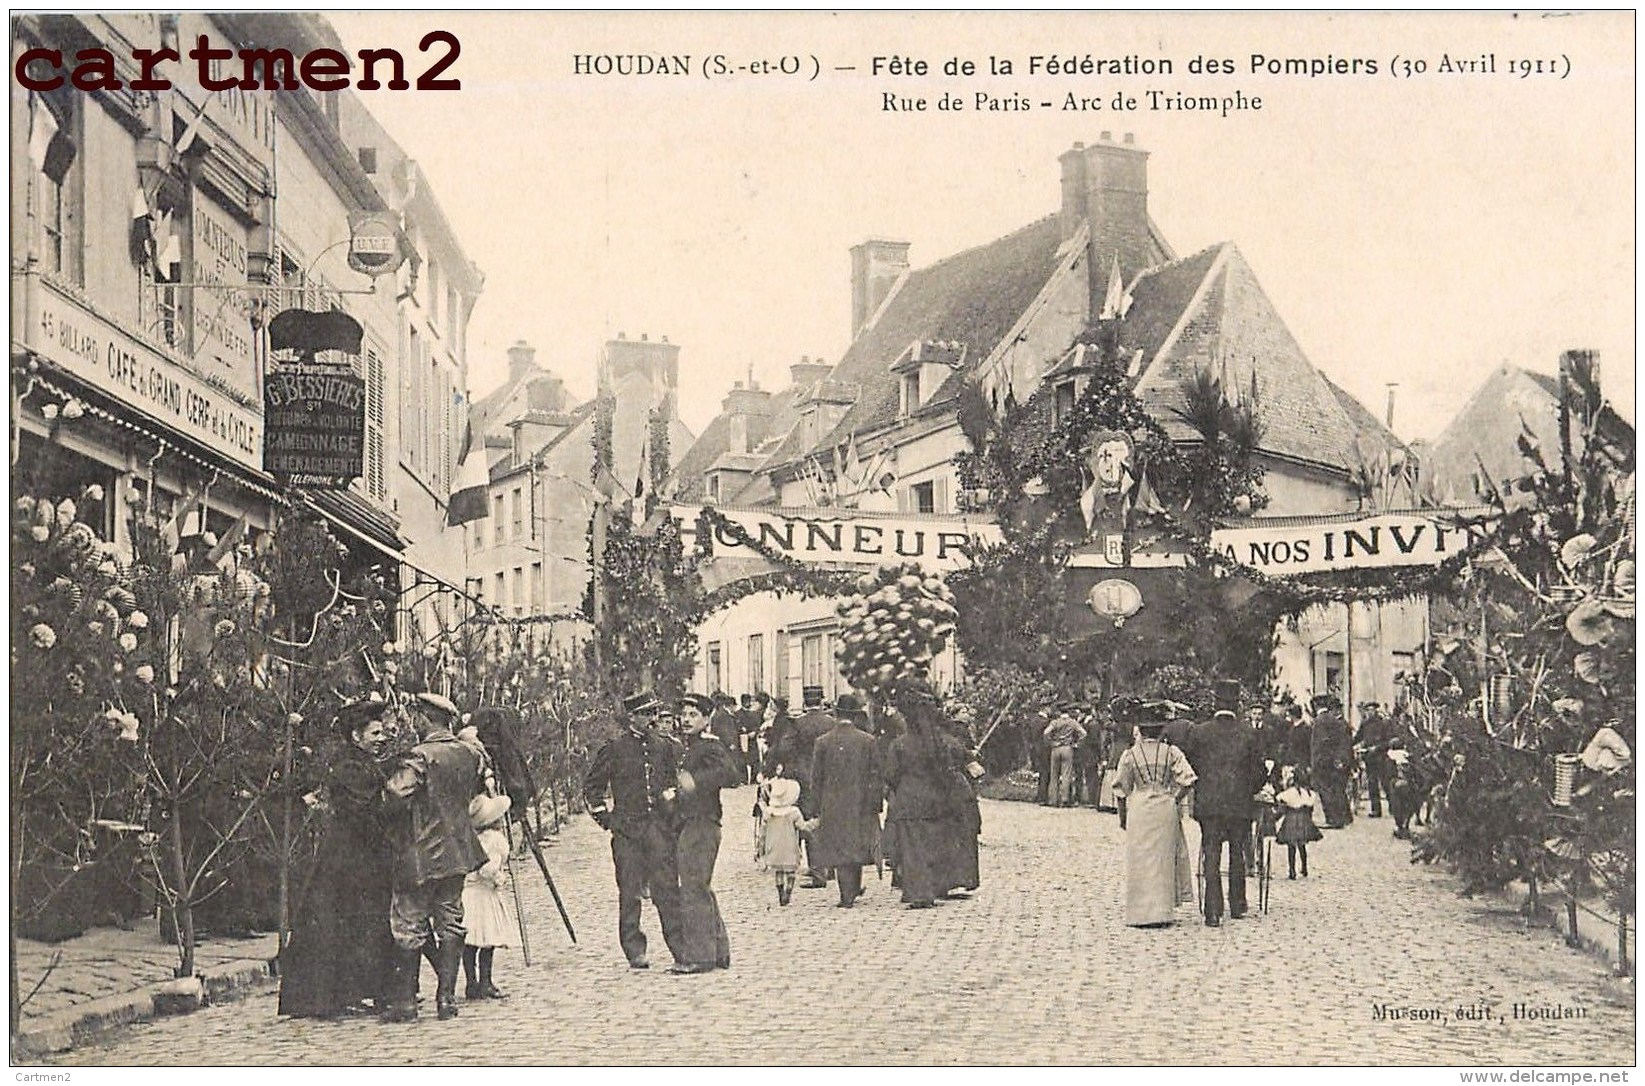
[55,787,1634,1066]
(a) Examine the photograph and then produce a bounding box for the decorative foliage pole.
[1414,359,1634,953]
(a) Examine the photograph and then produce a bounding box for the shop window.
[13,433,113,541]
[773,631,790,702]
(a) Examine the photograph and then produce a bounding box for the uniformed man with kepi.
[671,693,744,973]
[583,693,690,970]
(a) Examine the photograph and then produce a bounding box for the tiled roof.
[807,215,1072,456]
[1127,244,1386,474]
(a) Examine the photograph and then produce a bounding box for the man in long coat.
[1310,694,1354,828]
[1181,680,1266,927]
[808,693,882,908]
[786,687,836,887]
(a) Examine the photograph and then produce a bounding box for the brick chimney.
[1060,133,1152,317]
[507,339,538,380]
[850,240,910,337]
[722,381,773,454]
[789,355,833,389]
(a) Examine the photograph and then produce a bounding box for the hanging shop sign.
[1209,512,1491,577]
[674,504,1003,573]
[24,277,262,470]
[262,363,365,489]
[348,211,406,278]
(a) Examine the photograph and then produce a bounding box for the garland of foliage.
[692,504,865,614]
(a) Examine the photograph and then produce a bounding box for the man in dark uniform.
[1279,702,1312,783]
[669,693,744,974]
[1354,702,1396,818]
[583,693,690,971]
[787,686,836,887]
[1181,680,1266,927]
[380,693,487,1022]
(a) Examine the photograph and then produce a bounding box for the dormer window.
[893,339,966,418]
[1053,379,1078,425]
[900,371,921,416]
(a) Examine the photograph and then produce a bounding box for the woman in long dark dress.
[939,706,983,896]
[885,686,966,909]
[278,701,395,1018]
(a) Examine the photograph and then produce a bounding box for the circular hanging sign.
[347,211,405,277]
[1089,578,1144,621]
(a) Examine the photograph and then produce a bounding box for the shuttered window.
[364,341,387,500]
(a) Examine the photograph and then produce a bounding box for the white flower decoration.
[61,399,84,420]
[29,623,57,650]
[127,611,150,630]
[118,632,138,652]
[39,403,58,421]
[84,483,105,502]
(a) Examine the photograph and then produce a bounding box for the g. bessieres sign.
[1209,512,1489,577]
[262,364,366,489]
[673,505,1003,573]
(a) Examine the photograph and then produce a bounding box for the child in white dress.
[756,777,817,905]
[462,793,515,999]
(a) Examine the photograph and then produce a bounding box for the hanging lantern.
[1551,753,1581,807]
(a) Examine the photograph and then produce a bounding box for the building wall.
[1272,597,1428,729]
[1260,459,1361,517]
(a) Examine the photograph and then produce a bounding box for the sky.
[328,10,1634,443]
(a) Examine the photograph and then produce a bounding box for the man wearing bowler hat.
[583,693,690,970]
[1181,680,1266,927]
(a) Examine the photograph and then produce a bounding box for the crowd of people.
[278,691,525,1023]
[579,679,987,977]
[276,671,1435,1017]
[1085,681,1437,928]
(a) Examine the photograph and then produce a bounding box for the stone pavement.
[14,916,280,1054]
[37,787,1637,1066]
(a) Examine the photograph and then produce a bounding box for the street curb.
[13,957,278,1060]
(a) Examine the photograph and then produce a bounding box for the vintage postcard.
[8,9,1635,1077]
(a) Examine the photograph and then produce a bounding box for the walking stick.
[515,813,577,944]
[503,817,532,966]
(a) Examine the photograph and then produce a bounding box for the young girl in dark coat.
[1275,765,1324,878]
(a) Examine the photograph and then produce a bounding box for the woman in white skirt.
[1112,708,1198,927]
[462,794,516,999]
